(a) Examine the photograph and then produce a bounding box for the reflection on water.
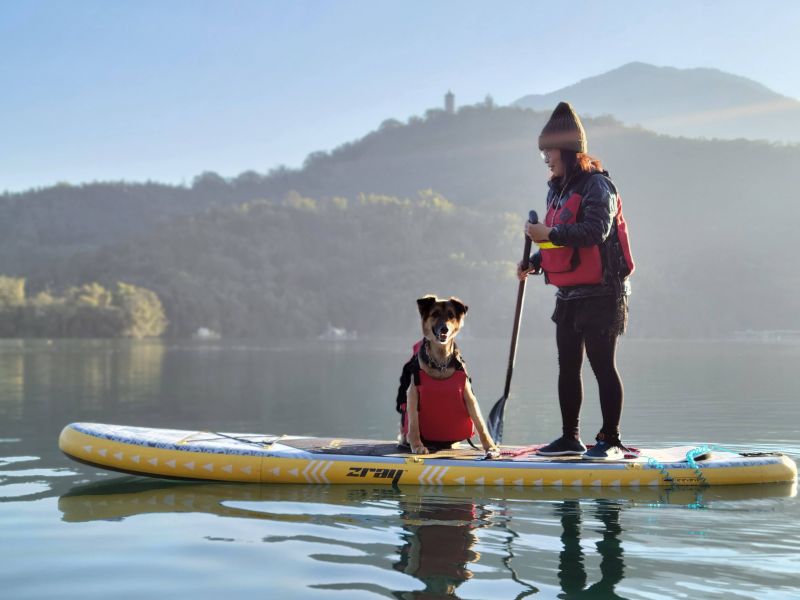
[0,339,164,428]
[57,480,798,522]
[55,479,797,599]
[1,339,800,599]
[392,496,486,598]
[556,500,625,600]
[0,341,24,419]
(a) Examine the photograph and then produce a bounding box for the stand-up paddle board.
[59,422,797,487]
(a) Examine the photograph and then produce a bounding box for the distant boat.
[318,325,357,341]
[193,327,221,340]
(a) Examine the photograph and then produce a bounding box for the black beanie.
[538,101,587,153]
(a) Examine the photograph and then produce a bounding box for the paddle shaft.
[487,211,539,443]
[501,211,538,399]
[502,240,532,398]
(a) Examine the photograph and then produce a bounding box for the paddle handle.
[501,210,538,398]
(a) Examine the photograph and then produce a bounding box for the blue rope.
[640,444,742,487]
[644,455,673,483]
[685,444,742,486]
[685,446,710,485]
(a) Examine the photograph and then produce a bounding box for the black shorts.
[551,295,628,337]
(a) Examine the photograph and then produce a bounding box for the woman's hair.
[559,151,603,183]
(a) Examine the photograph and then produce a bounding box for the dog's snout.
[433,321,450,341]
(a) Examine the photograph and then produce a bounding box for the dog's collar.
[419,339,460,373]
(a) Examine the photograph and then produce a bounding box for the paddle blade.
[487,395,507,443]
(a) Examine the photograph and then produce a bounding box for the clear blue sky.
[2,0,799,192]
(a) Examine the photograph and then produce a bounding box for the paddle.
[487,210,539,443]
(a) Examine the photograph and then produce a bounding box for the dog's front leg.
[405,385,428,455]
[464,380,499,458]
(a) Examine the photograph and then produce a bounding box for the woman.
[518,101,634,461]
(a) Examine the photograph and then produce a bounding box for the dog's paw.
[484,448,501,460]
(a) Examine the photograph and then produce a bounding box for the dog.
[397,295,499,458]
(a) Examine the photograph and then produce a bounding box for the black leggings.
[556,322,623,441]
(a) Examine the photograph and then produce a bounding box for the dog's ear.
[449,297,469,318]
[416,295,438,318]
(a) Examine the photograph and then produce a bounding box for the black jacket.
[533,169,632,301]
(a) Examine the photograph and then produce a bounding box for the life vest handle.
[536,241,563,250]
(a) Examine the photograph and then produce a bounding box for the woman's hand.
[517,261,538,281]
[526,222,552,243]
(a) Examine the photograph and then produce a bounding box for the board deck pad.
[276,437,709,463]
[59,423,797,487]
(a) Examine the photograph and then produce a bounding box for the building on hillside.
[445,90,455,114]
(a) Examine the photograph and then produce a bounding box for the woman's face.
[541,148,565,178]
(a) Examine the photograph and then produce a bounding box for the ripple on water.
[0,453,80,501]
[0,482,51,498]
[0,468,79,478]
[0,455,40,466]
[222,500,400,518]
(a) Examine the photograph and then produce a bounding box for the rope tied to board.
[177,431,282,448]
[640,444,742,487]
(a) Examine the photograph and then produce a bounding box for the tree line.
[0,277,167,338]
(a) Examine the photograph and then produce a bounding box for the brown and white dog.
[403,295,499,457]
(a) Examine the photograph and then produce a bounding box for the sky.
[2,0,799,192]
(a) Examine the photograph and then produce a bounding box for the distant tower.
[445,90,455,114]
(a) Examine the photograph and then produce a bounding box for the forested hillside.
[33,192,525,338]
[6,104,800,338]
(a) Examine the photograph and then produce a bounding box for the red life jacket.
[540,184,635,287]
[401,341,475,443]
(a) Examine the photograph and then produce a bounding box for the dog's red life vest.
[401,340,475,443]
[413,369,474,442]
[540,191,634,287]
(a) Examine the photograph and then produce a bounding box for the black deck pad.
[277,437,717,463]
[281,437,484,458]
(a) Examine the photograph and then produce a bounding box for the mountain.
[513,62,800,143]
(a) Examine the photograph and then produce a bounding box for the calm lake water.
[1,337,799,599]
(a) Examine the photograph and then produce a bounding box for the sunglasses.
[540,150,553,161]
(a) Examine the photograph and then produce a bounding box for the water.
[1,338,799,599]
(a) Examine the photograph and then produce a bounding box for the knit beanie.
[538,101,587,153]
